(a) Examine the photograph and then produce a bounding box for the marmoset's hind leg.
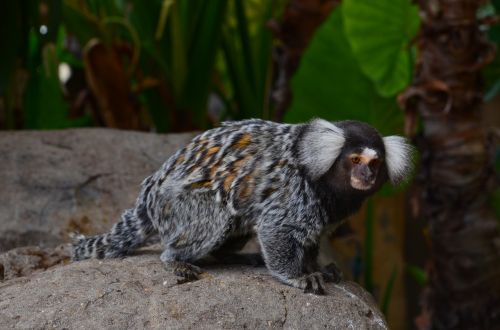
[160,255,203,284]
[158,192,233,283]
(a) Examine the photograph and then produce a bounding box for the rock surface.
[0,245,70,281]
[0,248,388,329]
[0,129,196,252]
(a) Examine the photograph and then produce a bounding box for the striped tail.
[71,206,155,261]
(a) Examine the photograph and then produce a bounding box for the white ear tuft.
[383,136,414,185]
[299,119,345,180]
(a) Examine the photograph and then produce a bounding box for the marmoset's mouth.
[350,177,374,191]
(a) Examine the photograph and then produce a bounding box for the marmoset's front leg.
[258,223,327,295]
[304,245,343,284]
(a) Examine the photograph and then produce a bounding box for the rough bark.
[399,1,500,329]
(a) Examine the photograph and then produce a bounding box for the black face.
[347,148,382,190]
[326,121,388,194]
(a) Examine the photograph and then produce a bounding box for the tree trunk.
[268,0,338,121]
[400,0,500,328]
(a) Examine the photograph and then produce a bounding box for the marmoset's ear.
[299,119,345,180]
[383,136,415,185]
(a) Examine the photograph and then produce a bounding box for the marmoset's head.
[299,119,414,193]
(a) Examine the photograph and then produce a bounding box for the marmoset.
[72,119,413,294]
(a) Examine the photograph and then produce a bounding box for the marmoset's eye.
[351,156,360,164]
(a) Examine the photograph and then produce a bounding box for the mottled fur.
[72,119,413,294]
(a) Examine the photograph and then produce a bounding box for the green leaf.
[343,0,420,96]
[221,29,259,118]
[139,87,172,133]
[483,62,500,101]
[381,266,398,317]
[170,1,188,100]
[364,198,374,294]
[62,0,104,45]
[180,0,228,127]
[0,2,29,94]
[252,0,276,119]
[45,0,63,43]
[234,0,256,90]
[479,0,500,102]
[286,7,404,136]
[24,42,89,129]
[406,264,428,287]
[219,0,277,120]
[155,0,174,40]
[489,188,500,222]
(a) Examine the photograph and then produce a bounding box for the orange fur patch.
[191,180,212,189]
[350,154,377,165]
[207,146,220,156]
[235,133,252,148]
[202,146,221,164]
[223,174,236,192]
[175,155,185,165]
[237,172,256,200]
[233,155,252,169]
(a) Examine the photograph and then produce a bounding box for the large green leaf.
[342,0,419,97]
[286,7,403,136]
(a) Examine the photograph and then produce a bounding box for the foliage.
[364,198,375,294]
[343,0,419,97]
[406,264,428,287]
[0,0,282,131]
[481,0,500,101]
[1,2,72,129]
[286,0,419,136]
[381,266,398,317]
[362,198,400,317]
[220,0,277,120]
[62,0,231,131]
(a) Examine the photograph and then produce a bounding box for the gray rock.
[0,248,388,329]
[0,245,71,281]
[0,129,196,252]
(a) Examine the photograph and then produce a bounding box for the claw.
[165,261,203,284]
[293,272,326,295]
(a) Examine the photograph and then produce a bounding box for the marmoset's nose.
[361,166,374,182]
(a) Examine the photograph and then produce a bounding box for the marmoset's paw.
[165,261,203,284]
[290,272,326,295]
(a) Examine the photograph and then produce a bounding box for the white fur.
[383,136,414,185]
[299,119,345,179]
[361,148,378,158]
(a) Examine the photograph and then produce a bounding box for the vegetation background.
[1,0,499,328]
